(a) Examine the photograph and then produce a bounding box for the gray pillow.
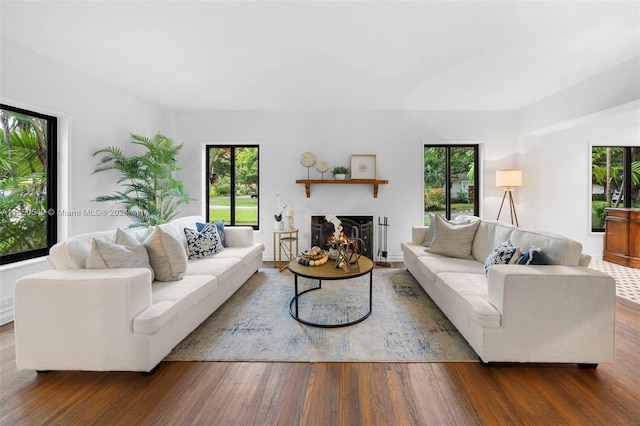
[143,226,188,282]
[422,213,437,247]
[426,214,480,259]
[86,238,155,281]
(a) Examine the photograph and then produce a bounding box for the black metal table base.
[288,270,373,328]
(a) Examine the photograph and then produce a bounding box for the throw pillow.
[197,221,227,248]
[483,240,521,276]
[422,213,437,247]
[115,228,141,247]
[143,226,188,281]
[426,214,480,259]
[184,222,224,259]
[517,246,549,265]
[86,238,155,281]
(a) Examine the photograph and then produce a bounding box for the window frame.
[0,103,57,265]
[205,144,259,230]
[591,145,640,232]
[423,143,480,221]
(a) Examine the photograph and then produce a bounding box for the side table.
[273,229,299,272]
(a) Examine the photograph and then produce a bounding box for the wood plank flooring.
[2,270,639,425]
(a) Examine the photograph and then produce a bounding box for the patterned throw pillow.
[184,223,224,259]
[197,221,227,248]
[484,240,521,276]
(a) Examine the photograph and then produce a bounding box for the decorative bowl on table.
[297,246,330,266]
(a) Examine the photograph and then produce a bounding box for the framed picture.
[350,154,377,179]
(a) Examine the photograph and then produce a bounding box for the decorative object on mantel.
[351,154,377,179]
[316,160,329,179]
[376,216,391,267]
[274,194,287,231]
[331,166,349,180]
[496,169,523,226]
[300,152,316,179]
[296,179,389,198]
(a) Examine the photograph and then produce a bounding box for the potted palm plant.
[92,132,192,227]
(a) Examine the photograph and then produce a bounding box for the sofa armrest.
[224,226,254,247]
[486,265,616,361]
[14,268,152,370]
[411,226,429,245]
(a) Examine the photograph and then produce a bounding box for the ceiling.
[1,1,639,112]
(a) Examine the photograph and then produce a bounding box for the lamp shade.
[496,169,523,187]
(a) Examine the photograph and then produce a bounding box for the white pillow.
[86,238,155,281]
[143,226,188,282]
[422,213,437,247]
[426,214,480,259]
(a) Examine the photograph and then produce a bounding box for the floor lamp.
[496,169,522,226]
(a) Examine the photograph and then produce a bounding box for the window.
[206,145,259,229]
[1,104,57,264]
[424,144,479,225]
[591,146,640,231]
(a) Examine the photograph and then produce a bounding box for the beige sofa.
[401,218,616,366]
[14,216,264,373]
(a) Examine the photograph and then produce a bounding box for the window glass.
[207,145,259,229]
[0,105,57,264]
[424,144,478,225]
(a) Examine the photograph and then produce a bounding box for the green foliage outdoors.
[0,108,49,257]
[92,133,192,228]
[424,188,445,211]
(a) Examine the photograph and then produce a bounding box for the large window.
[424,144,479,225]
[591,146,640,231]
[0,104,57,264]
[206,145,259,229]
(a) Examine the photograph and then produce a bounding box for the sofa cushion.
[435,272,502,328]
[510,229,582,266]
[426,214,480,259]
[483,240,522,276]
[209,244,265,265]
[85,238,155,281]
[185,256,244,284]
[472,220,516,263]
[133,274,218,335]
[417,253,484,285]
[184,223,225,259]
[143,226,188,282]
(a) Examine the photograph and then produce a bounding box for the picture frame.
[350,154,377,179]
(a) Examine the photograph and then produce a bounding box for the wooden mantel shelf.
[296,179,389,198]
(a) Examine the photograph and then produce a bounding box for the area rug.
[165,268,478,362]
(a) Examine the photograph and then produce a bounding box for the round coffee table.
[288,256,374,328]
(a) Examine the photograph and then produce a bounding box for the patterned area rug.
[165,268,478,362]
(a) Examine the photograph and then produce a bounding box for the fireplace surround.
[310,215,374,259]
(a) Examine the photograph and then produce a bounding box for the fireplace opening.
[310,215,374,259]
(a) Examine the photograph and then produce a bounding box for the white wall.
[0,41,163,324]
[173,110,518,261]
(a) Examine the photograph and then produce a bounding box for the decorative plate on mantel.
[316,160,329,174]
[300,152,316,167]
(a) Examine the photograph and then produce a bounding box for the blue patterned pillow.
[197,221,227,247]
[484,240,520,276]
[517,247,549,265]
[184,223,224,259]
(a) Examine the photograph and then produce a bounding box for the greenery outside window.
[591,146,640,231]
[424,144,479,225]
[1,104,57,264]
[206,145,259,229]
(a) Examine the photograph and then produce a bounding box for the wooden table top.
[288,256,373,280]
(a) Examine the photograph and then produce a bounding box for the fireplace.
[310,215,374,259]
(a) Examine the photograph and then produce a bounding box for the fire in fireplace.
[310,215,374,259]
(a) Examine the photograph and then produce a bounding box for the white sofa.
[14,216,264,373]
[401,218,616,366]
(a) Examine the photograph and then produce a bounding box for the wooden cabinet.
[603,208,640,269]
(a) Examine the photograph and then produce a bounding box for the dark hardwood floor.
[2,264,639,425]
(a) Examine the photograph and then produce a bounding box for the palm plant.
[92,132,192,227]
